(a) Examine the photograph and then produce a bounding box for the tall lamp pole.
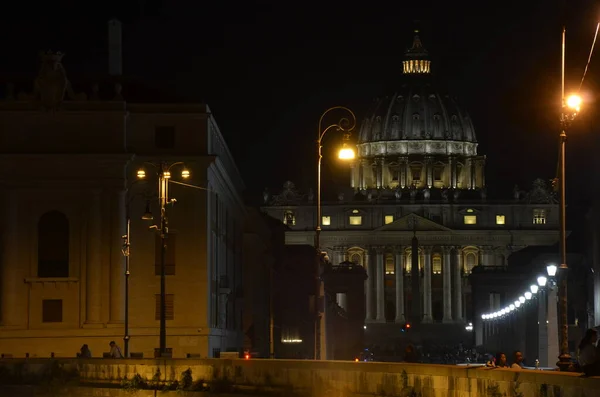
[314,106,356,360]
[137,162,190,358]
[556,26,582,371]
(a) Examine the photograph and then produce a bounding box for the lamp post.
[555,26,583,371]
[137,162,190,358]
[314,106,356,360]
[121,174,153,358]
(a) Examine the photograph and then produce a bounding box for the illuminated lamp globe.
[530,284,539,294]
[519,296,526,304]
[137,169,146,179]
[566,94,582,112]
[509,304,515,311]
[546,264,557,277]
[524,291,532,300]
[537,276,548,287]
[181,169,190,179]
[515,301,521,308]
[338,143,356,160]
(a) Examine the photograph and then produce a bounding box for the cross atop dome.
[403,30,431,75]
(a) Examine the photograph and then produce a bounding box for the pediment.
[376,213,452,232]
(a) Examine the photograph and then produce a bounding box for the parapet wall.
[1,358,599,397]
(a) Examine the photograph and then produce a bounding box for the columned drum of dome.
[353,32,485,191]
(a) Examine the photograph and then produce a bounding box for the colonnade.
[330,245,466,325]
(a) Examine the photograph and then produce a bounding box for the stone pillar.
[468,158,476,189]
[399,156,408,188]
[358,160,364,190]
[454,247,463,322]
[422,247,433,323]
[380,157,388,188]
[375,158,383,188]
[109,190,126,323]
[1,190,21,327]
[442,246,452,323]
[449,156,457,188]
[86,190,103,324]
[425,156,433,188]
[364,249,373,322]
[375,247,385,322]
[361,160,371,189]
[394,247,405,323]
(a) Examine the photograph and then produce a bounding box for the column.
[358,161,364,190]
[109,190,126,323]
[380,157,388,188]
[449,156,457,188]
[375,159,383,188]
[453,247,463,322]
[394,247,405,323]
[547,285,559,367]
[442,246,452,323]
[399,156,408,188]
[350,162,356,189]
[538,288,549,366]
[422,247,433,323]
[362,160,371,189]
[375,247,385,322]
[364,249,373,322]
[1,190,21,326]
[86,190,103,324]
[425,156,433,188]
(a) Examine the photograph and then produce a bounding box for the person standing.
[511,351,524,369]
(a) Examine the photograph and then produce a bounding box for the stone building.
[0,21,245,358]
[261,32,560,356]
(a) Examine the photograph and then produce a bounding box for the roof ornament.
[20,51,86,109]
[525,179,557,204]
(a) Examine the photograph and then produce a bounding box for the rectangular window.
[434,167,443,181]
[384,215,394,225]
[322,216,331,226]
[349,216,362,225]
[385,254,395,274]
[155,234,176,275]
[463,215,477,225]
[432,255,442,275]
[155,126,176,149]
[42,299,63,323]
[496,215,505,225]
[155,294,174,320]
[533,209,546,225]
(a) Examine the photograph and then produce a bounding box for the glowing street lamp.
[537,276,548,287]
[546,265,557,278]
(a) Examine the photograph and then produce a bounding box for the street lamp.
[137,161,190,358]
[530,284,539,294]
[314,106,356,360]
[121,176,151,358]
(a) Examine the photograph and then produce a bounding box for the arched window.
[465,253,477,274]
[405,251,423,273]
[38,211,69,278]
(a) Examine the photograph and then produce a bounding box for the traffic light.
[401,323,411,332]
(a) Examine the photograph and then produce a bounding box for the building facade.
[261,32,560,354]
[0,48,245,358]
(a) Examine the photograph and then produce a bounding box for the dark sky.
[1,0,599,206]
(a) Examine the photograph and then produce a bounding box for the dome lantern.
[403,30,431,75]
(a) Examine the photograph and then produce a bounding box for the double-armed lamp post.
[314,106,356,360]
[135,162,190,358]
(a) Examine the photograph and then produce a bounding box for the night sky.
[1,1,599,208]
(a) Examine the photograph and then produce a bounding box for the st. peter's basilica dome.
[350,31,485,192]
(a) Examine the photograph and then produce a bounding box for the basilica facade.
[261,32,560,352]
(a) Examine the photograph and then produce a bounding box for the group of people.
[77,341,123,359]
[486,351,524,369]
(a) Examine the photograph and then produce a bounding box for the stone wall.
[1,358,599,397]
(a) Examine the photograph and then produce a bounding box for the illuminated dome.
[350,31,485,192]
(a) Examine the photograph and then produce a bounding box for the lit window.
[464,253,477,274]
[496,215,505,225]
[384,215,394,224]
[411,166,422,181]
[385,254,395,275]
[464,215,477,225]
[533,209,546,225]
[322,216,331,226]
[349,216,362,225]
[432,255,442,275]
[283,211,296,226]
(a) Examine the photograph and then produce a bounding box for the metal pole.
[124,214,131,357]
[557,129,571,370]
[159,169,168,356]
[314,141,322,360]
